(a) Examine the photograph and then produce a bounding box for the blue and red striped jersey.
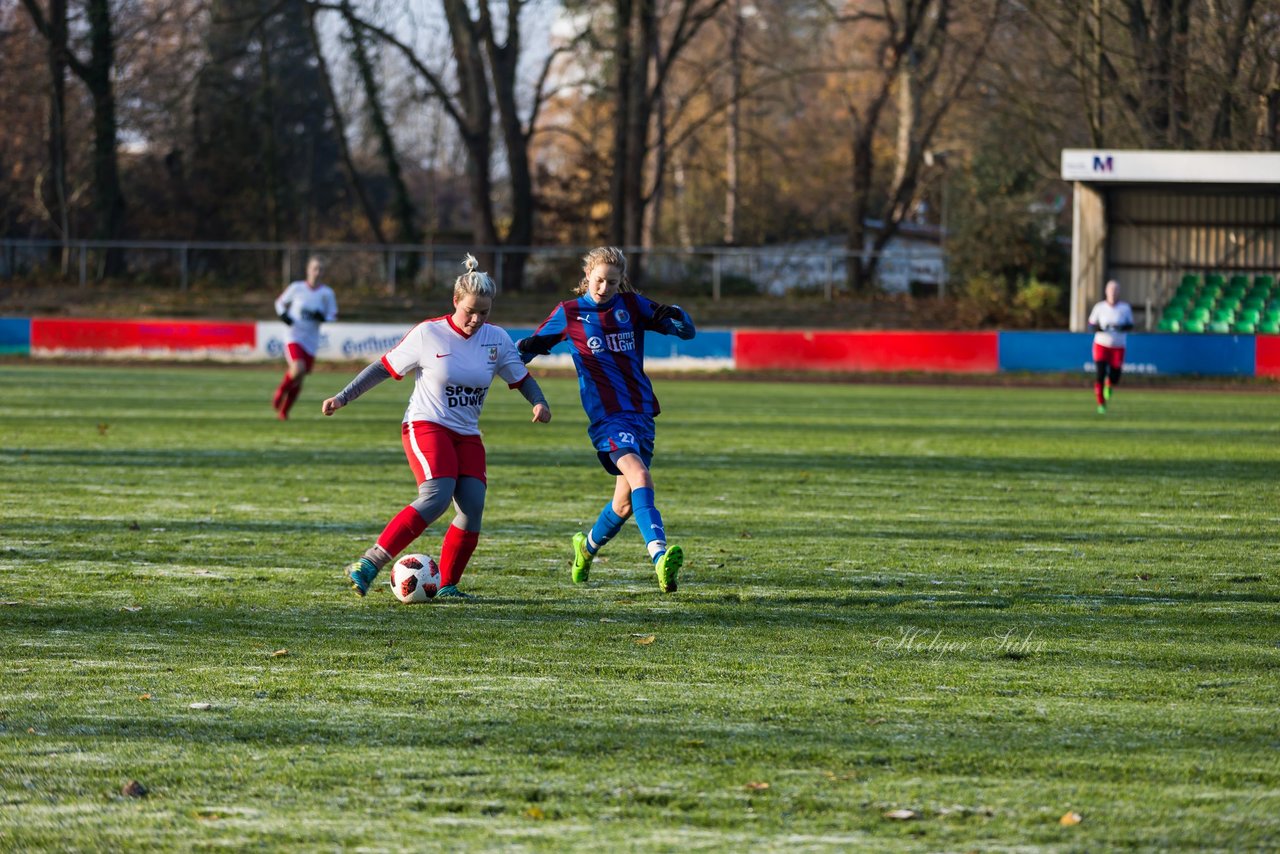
[526,292,695,424]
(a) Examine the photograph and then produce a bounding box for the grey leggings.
[410,476,485,532]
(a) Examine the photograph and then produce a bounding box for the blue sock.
[586,503,626,555]
[630,487,667,562]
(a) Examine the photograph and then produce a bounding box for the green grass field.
[2,364,1278,851]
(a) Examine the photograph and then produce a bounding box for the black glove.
[516,336,556,363]
[651,303,681,324]
[303,309,326,323]
[278,311,293,326]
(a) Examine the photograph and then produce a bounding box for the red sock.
[438,525,479,588]
[377,506,429,558]
[272,373,293,410]
[1094,382,1105,405]
[279,378,303,419]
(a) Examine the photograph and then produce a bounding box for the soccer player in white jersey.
[321,255,551,599]
[1087,279,1135,414]
[272,256,338,420]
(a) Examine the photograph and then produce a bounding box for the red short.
[285,343,315,372]
[1092,343,1124,369]
[401,421,486,485]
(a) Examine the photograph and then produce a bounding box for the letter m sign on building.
[1092,155,1114,173]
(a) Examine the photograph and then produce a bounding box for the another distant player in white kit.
[322,255,551,599]
[1087,279,1134,414]
[272,256,338,420]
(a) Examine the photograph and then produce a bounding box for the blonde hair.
[575,246,634,295]
[455,254,497,300]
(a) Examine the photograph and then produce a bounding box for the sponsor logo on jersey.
[446,385,488,407]
[587,331,635,353]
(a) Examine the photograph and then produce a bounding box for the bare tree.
[21,0,127,273]
[323,0,571,289]
[823,0,1004,290]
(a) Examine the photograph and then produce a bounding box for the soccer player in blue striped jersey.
[516,246,696,593]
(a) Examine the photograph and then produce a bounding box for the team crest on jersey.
[587,336,604,352]
[486,345,498,362]
[614,309,630,324]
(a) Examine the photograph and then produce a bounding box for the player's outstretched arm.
[322,360,392,416]
[514,374,551,423]
[516,334,560,364]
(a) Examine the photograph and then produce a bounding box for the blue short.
[588,412,655,475]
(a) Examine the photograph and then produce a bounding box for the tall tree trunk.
[343,0,420,279]
[306,5,388,245]
[443,0,499,264]
[83,0,125,275]
[723,0,743,246]
[623,0,654,250]
[609,0,634,247]
[44,0,70,270]
[483,1,532,290]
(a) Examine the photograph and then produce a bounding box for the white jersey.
[274,281,338,355]
[1088,300,1134,348]
[381,316,529,435]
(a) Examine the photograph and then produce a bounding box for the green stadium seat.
[1212,308,1235,323]
[1162,305,1186,321]
[1238,308,1261,325]
[1229,274,1249,290]
[1180,273,1202,290]
[1184,319,1207,333]
[1157,318,1181,333]
[1190,307,1212,323]
[1243,296,1266,311]
[1255,274,1275,291]
[1208,320,1233,334]
[1206,273,1227,289]
[1234,321,1256,334]
[1257,320,1280,335]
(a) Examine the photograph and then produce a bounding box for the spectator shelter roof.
[1061,149,1280,331]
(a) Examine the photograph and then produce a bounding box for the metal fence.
[0,238,947,300]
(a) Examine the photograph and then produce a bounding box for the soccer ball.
[389,554,441,603]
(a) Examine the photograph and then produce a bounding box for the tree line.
[2,0,1277,290]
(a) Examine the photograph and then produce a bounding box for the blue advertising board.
[0,317,31,355]
[998,331,1256,376]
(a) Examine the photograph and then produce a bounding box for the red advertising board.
[1255,334,1280,377]
[734,330,999,373]
[31,318,255,352]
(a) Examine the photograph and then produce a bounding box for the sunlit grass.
[1,364,1278,850]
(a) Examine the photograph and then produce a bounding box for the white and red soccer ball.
[389,554,441,603]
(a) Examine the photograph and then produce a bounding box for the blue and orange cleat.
[347,558,379,597]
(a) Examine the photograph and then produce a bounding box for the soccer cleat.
[1097,404,1107,415]
[347,558,379,597]
[571,532,594,584]
[1103,385,1112,401]
[435,585,474,600]
[654,545,683,593]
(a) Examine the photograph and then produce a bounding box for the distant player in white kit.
[1087,279,1134,414]
[322,255,551,599]
[272,256,338,420]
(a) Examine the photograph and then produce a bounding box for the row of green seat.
[1161,272,1278,333]
[1157,317,1280,334]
